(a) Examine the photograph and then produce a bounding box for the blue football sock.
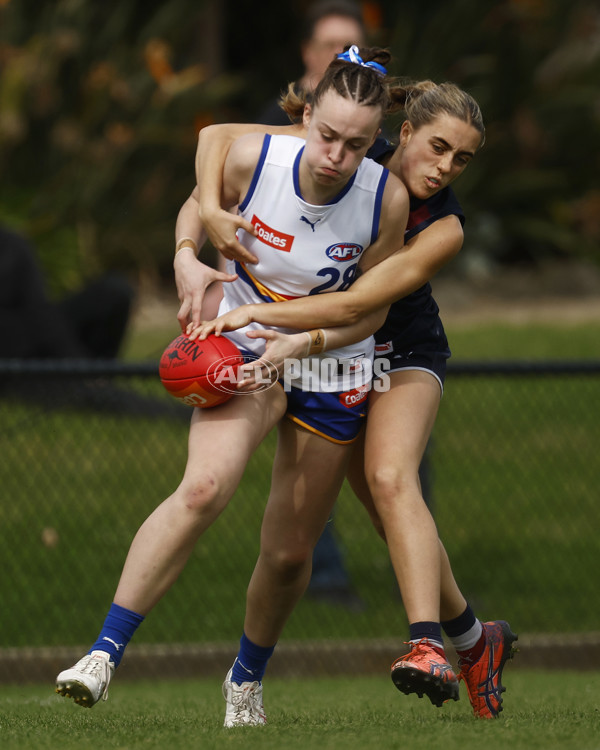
[88,602,145,668]
[230,632,276,684]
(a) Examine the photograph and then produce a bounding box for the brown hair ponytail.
[392,80,485,148]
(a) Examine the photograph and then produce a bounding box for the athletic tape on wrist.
[175,237,198,255]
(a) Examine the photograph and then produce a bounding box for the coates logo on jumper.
[251,215,294,252]
[325,242,363,262]
[207,354,279,395]
[339,384,369,408]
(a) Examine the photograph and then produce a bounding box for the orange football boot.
[391,639,460,707]
[458,620,518,718]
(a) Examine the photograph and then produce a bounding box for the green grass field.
[2,671,600,750]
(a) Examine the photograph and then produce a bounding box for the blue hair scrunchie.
[336,45,387,77]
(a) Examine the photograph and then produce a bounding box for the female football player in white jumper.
[55,47,413,723]
[181,63,516,722]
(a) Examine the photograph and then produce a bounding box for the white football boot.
[222,667,267,727]
[55,650,114,707]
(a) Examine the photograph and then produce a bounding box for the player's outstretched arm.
[247,306,388,360]
[193,211,463,333]
[196,122,304,263]
[189,173,409,336]
[228,306,389,392]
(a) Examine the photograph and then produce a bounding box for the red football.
[159,333,245,408]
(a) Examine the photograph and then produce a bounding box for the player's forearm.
[242,285,379,329]
[175,190,207,257]
[320,307,389,350]
[236,251,419,330]
[242,255,425,330]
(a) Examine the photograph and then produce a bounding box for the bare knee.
[177,473,225,517]
[367,464,413,506]
[261,543,312,585]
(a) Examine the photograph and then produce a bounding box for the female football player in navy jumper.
[55,48,416,725]
[185,72,516,720]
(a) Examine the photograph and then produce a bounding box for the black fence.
[1,359,599,683]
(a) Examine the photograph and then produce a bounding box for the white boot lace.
[81,653,112,701]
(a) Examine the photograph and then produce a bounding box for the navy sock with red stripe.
[441,604,485,664]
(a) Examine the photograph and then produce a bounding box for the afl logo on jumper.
[325,242,363,261]
[251,215,294,252]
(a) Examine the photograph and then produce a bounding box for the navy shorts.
[374,341,449,394]
[285,385,369,444]
[237,345,369,444]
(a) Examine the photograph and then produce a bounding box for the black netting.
[1,359,598,682]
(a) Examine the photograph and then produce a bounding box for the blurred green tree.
[0,0,240,294]
[1,0,598,297]
[380,0,600,269]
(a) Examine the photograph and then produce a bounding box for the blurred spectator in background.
[0,225,133,360]
[0,224,189,418]
[257,0,366,125]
